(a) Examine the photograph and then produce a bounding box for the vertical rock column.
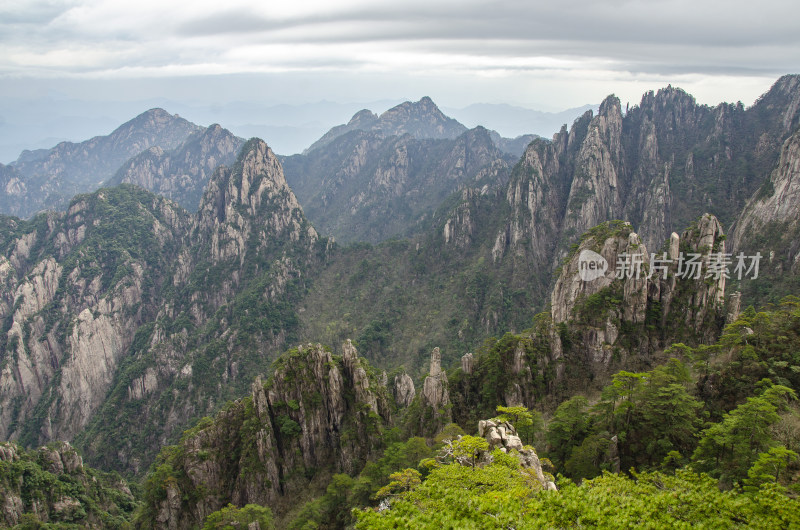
[420,347,451,434]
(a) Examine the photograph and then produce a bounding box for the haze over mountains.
[1,76,800,527]
[0,96,593,165]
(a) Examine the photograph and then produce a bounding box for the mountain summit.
[304,96,468,153]
[0,108,201,218]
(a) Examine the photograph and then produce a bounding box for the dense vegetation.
[0,442,138,528]
[3,78,800,529]
[129,296,800,528]
[298,191,545,377]
[356,465,800,528]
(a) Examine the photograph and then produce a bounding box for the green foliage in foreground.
[355,463,800,529]
[0,442,138,529]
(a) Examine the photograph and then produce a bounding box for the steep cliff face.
[283,125,514,243]
[0,187,191,445]
[731,129,800,304]
[550,214,727,372]
[108,124,245,211]
[562,97,625,242]
[732,130,800,246]
[75,139,326,475]
[0,138,328,476]
[139,343,390,529]
[1,109,201,218]
[483,76,800,285]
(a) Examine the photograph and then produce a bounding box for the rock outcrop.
[461,352,474,374]
[393,373,416,408]
[471,418,556,491]
[0,441,135,527]
[420,347,451,433]
[144,343,390,529]
[549,214,727,370]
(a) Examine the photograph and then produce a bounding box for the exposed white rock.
[732,130,800,259]
[393,373,416,408]
[461,352,474,375]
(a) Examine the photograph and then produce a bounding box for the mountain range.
[1,75,800,528]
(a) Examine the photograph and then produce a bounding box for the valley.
[1,76,800,528]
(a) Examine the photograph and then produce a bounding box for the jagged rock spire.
[393,373,415,408]
[421,347,451,433]
[461,352,474,375]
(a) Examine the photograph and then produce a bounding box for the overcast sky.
[1,0,799,158]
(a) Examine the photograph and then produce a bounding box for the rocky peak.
[675,213,727,330]
[196,138,316,265]
[393,373,416,408]
[109,123,244,211]
[341,339,380,414]
[264,342,391,476]
[550,221,645,325]
[647,85,697,111]
[429,346,443,376]
[374,96,467,140]
[761,74,800,133]
[732,129,800,253]
[5,107,201,218]
[474,418,556,490]
[304,97,468,154]
[347,109,379,128]
[549,215,727,367]
[144,343,391,528]
[560,95,624,244]
[420,347,451,433]
[598,94,622,119]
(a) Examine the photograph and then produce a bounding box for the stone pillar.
[461,352,474,375]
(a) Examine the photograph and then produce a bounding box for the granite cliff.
[138,342,391,529]
[0,139,327,475]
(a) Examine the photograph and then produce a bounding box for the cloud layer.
[3,0,798,79]
[0,0,797,117]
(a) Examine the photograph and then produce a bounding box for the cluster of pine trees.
[291,298,800,528]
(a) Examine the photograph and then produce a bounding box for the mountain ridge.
[0,75,799,489]
[304,96,469,154]
[0,108,202,218]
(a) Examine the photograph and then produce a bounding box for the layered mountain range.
[1,75,799,496]
[0,109,202,218]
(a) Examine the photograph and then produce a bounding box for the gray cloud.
[0,0,797,113]
[0,0,75,25]
[142,0,799,80]
[173,1,800,48]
